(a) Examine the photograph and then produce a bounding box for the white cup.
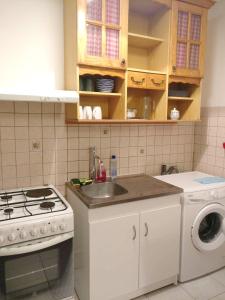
[92,106,102,120]
[79,106,84,119]
[83,106,93,119]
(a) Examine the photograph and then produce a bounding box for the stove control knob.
[40,226,48,235]
[0,236,4,244]
[51,225,58,233]
[30,229,38,237]
[59,224,66,231]
[8,233,16,242]
[20,231,27,240]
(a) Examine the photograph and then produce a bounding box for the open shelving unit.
[167,80,201,121]
[127,68,166,75]
[126,0,171,122]
[66,119,177,125]
[128,32,164,49]
[168,96,194,101]
[79,91,122,98]
[65,66,126,123]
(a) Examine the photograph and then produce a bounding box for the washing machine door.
[191,203,225,252]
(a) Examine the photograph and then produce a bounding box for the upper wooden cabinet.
[77,0,128,69]
[64,0,214,123]
[170,1,208,78]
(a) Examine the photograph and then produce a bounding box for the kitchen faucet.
[89,146,100,180]
[161,164,179,175]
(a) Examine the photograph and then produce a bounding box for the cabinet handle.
[132,225,137,240]
[121,59,126,67]
[131,77,145,85]
[144,222,149,237]
[151,79,164,86]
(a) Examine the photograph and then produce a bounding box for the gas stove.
[0,185,73,249]
[0,185,75,300]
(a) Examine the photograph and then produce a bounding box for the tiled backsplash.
[0,101,194,194]
[194,107,225,176]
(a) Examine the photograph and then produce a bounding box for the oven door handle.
[0,232,73,256]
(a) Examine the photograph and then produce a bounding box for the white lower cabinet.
[66,189,181,300]
[89,214,139,300]
[139,206,181,288]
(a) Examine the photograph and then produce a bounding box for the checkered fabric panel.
[106,29,119,59]
[87,0,102,21]
[189,44,200,69]
[176,42,187,68]
[106,0,120,25]
[86,24,102,57]
[191,14,201,41]
[177,11,189,39]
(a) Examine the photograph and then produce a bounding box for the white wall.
[0,0,64,90]
[202,0,225,107]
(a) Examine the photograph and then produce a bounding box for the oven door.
[0,233,74,300]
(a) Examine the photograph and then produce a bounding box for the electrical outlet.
[140,148,145,154]
[102,128,109,136]
[31,140,41,151]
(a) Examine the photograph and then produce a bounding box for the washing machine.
[156,171,225,282]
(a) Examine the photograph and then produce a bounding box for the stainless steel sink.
[79,182,128,199]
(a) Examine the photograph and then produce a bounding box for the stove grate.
[0,188,67,222]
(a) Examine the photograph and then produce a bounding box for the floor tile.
[181,275,225,300]
[210,293,225,300]
[146,285,193,300]
[211,268,225,287]
[134,295,147,299]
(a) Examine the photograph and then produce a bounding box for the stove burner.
[26,188,53,198]
[1,195,12,201]
[4,207,14,215]
[40,201,55,210]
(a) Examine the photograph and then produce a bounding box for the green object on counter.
[70,178,93,187]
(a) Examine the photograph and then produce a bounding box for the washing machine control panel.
[184,186,225,205]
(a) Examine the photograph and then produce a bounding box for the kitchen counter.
[66,174,183,208]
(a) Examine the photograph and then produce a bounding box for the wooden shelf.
[79,91,121,97]
[127,68,167,75]
[128,32,164,49]
[168,96,194,101]
[66,119,177,125]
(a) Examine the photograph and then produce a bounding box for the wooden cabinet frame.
[170,1,208,78]
[77,0,128,69]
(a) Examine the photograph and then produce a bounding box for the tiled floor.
[75,267,225,300]
[134,268,225,300]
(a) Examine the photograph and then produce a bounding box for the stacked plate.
[96,78,114,93]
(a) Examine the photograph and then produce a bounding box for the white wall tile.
[15,114,28,126]
[15,102,28,113]
[1,127,15,140]
[0,102,195,190]
[0,102,14,113]
[0,113,14,126]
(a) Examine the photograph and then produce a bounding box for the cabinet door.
[139,205,181,288]
[77,0,128,69]
[89,214,139,300]
[170,1,207,78]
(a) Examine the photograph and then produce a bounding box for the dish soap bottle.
[110,155,117,179]
[96,160,106,182]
